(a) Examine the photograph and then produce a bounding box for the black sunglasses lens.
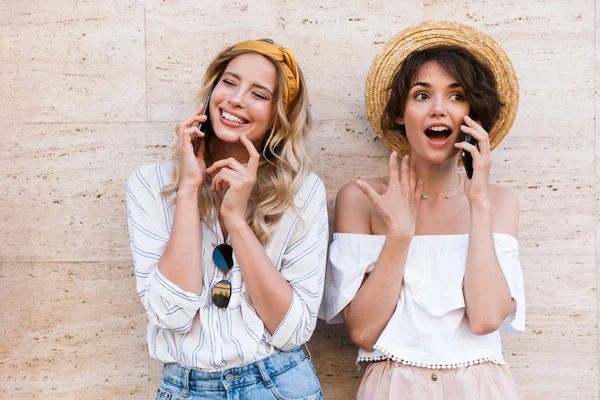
[212,244,234,271]
[211,279,232,308]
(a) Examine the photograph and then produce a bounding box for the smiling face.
[395,60,470,164]
[208,53,277,147]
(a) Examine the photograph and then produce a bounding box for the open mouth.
[220,109,249,125]
[424,125,452,143]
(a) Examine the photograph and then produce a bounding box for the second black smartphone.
[461,109,478,180]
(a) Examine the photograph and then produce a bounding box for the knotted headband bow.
[231,41,300,107]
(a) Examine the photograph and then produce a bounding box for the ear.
[395,116,404,126]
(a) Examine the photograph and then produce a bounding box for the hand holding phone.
[460,110,479,180]
[193,80,217,155]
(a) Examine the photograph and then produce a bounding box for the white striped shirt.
[126,161,328,370]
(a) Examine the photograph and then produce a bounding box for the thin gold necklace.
[421,174,462,200]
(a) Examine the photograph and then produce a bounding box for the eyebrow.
[410,82,463,89]
[222,71,274,96]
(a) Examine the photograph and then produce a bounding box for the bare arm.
[341,153,423,351]
[457,115,517,335]
[340,216,411,351]
[463,189,518,335]
[157,106,208,294]
[157,187,204,293]
[226,219,293,335]
[225,177,328,346]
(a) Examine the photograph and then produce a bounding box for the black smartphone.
[193,80,217,154]
[461,109,479,180]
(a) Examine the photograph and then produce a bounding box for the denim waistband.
[162,347,306,391]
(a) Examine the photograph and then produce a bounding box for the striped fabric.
[126,161,329,370]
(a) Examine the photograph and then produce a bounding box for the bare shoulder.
[335,177,387,234]
[489,185,519,211]
[489,185,519,237]
[336,177,388,205]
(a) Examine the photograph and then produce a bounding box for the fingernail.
[355,179,363,187]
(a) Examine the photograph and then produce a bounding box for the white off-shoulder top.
[318,233,525,369]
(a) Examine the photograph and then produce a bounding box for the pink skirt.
[357,360,522,400]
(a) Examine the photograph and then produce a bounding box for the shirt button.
[431,373,438,382]
[225,373,234,382]
[211,242,216,247]
[203,305,208,309]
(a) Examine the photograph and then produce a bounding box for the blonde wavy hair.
[163,39,311,245]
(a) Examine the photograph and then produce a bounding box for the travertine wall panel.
[1,0,598,399]
[310,322,362,398]
[595,0,600,395]
[506,255,597,392]
[491,118,595,256]
[0,123,175,262]
[145,0,422,122]
[0,0,147,124]
[0,262,147,398]
[423,0,595,120]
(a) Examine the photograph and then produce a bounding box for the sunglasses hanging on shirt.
[211,243,233,308]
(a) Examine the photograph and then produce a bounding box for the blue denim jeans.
[155,347,323,400]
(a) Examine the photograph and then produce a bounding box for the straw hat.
[365,20,519,157]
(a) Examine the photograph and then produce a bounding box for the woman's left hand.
[206,135,260,225]
[454,115,492,205]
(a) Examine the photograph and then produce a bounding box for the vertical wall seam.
[594,0,599,395]
[144,1,149,123]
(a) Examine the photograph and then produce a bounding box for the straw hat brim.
[365,20,519,158]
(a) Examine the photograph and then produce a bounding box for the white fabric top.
[126,161,328,370]
[319,233,525,369]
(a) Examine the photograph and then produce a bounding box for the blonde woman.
[126,39,327,400]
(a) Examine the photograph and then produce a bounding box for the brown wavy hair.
[381,45,502,135]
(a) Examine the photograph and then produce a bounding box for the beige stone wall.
[0,0,596,399]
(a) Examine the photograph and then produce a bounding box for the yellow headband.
[231,41,300,107]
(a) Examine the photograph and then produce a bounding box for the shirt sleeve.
[318,233,385,324]
[496,235,526,334]
[263,175,329,351]
[126,164,205,333]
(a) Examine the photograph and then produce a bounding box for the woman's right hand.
[354,152,423,239]
[175,104,209,190]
